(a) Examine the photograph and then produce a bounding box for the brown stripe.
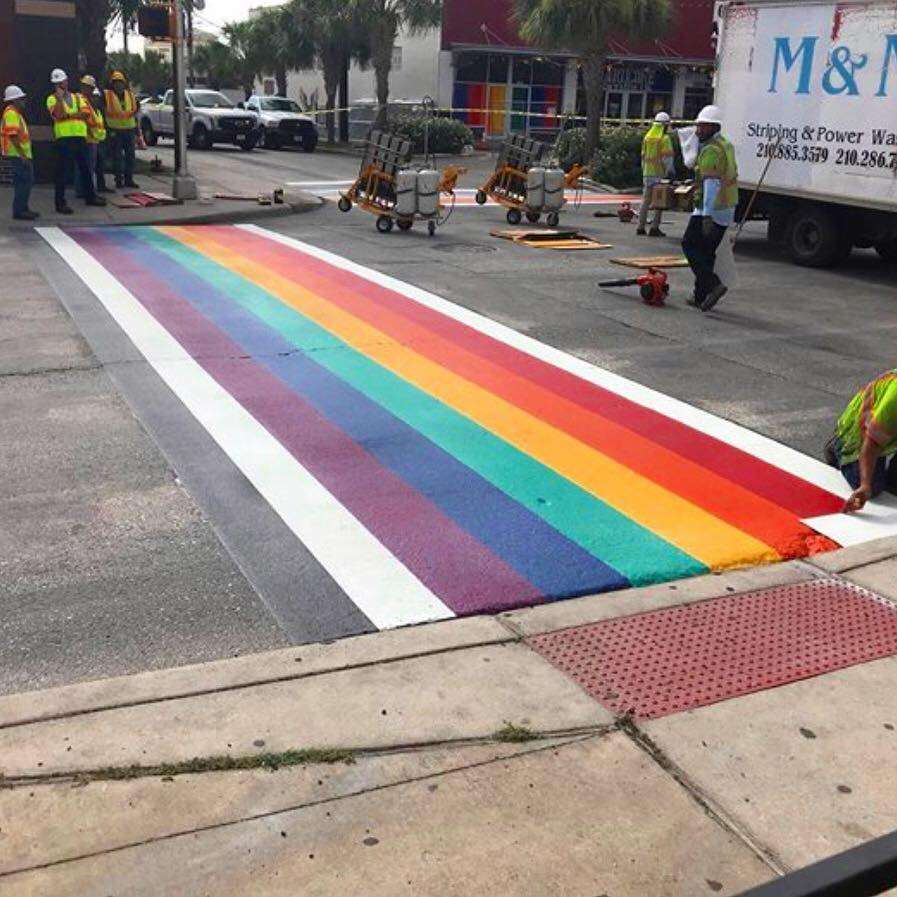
[14,0,75,17]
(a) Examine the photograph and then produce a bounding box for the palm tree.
[293,0,370,142]
[349,0,441,129]
[513,0,671,160]
[76,0,113,75]
[222,20,267,99]
[253,4,315,98]
[192,40,241,91]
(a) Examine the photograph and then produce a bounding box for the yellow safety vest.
[642,124,674,178]
[695,134,739,212]
[104,88,137,130]
[86,103,106,144]
[46,92,89,139]
[1,104,32,159]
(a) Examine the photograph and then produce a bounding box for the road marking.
[36,226,454,630]
[243,224,897,548]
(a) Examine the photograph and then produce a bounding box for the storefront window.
[512,57,533,85]
[455,52,488,83]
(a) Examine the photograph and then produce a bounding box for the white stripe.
[242,223,897,547]
[37,227,453,630]
[286,180,354,188]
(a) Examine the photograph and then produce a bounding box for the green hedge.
[555,127,587,170]
[391,115,474,155]
[591,126,645,188]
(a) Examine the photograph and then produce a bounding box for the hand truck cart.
[337,130,465,236]
[474,134,587,227]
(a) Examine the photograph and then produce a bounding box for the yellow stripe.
[162,226,779,570]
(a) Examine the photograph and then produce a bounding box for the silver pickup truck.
[139,89,260,151]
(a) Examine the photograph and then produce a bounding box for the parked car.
[243,95,318,152]
[140,89,260,151]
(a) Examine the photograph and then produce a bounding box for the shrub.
[555,127,587,170]
[591,125,645,188]
[391,115,474,155]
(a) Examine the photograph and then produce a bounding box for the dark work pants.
[10,157,34,216]
[55,136,95,207]
[682,215,727,301]
[109,129,136,186]
[95,141,109,190]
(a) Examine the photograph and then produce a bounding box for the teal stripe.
[137,227,705,584]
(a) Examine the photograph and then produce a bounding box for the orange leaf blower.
[599,268,669,306]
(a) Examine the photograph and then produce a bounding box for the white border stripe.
[37,227,453,630]
[241,223,897,548]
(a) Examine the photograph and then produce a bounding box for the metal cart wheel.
[376,215,394,233]
[475,190,488,205]
[428,220,436,237]
[338,196,352,213]
[397,218,413,231]
[506,208,522,225]
[546,211,560,228]
[526,211,541,223]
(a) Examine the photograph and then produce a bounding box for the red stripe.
[196,226,843,519]
[198,226,831,557]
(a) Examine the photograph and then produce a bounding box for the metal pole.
[171,0,197,199]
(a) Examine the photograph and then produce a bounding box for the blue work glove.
[701,216,716,239]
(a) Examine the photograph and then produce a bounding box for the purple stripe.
[73,228,543,614]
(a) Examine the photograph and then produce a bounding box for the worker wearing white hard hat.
[47,67,106,213]
[638,110,675,236]
[2,85,38,220]
[682,103,738,312]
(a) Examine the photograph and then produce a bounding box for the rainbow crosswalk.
[41,224,859,629]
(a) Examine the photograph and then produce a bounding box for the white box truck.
[715,0,897,266]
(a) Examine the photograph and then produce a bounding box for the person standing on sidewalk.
[637,112,674,237]
[46,68,105,214]
[104,71,142,189]
[1,85,38,221]
[682,104,738,313]
[827,371,897,513]
[76,75,112,197]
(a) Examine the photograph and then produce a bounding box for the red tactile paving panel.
[529,579,897,719]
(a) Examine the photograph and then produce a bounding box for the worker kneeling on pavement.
[682,104,737,313]
[46,68,105,214]
[828,371,897,513]
[1,85,38,220]
[638,112,674,237]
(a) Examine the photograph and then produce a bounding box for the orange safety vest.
[104,88,137,130]
[1,104,31,159]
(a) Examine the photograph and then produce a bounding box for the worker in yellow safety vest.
[76,74,112,197]
[1,85,38,220]
[637,111,675,237]
[682,104,739,312]
[104,70,143,189]
[46,68,106,214]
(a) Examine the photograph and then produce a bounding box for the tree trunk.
[76,0,111,77]
[323,57,339,144]
[370,19,395,130]
[276,66,288,99]
[122,18,129,56]
[581,53,606,162]
[338,54,349,143]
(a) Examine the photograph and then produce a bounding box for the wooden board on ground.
[490,228,612,251]
[109,198,143,208]
[140,191,179,205]
[610,255,689,268]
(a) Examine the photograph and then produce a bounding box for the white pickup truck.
[139,89,261,151]
[716,0,897,266]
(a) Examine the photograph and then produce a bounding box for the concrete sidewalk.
[3,539,897,896]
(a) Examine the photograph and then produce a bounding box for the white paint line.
[285,180,354,188]
[36,227,453,631]
[243,224,897,546]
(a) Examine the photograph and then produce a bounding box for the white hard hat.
[654,111,671,124]
[695,104,722,125]
[4,85,26,102]
[50,68,68,84]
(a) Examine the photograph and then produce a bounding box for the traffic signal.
[137,4,172,39]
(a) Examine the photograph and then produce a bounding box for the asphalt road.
[5,144,896,694]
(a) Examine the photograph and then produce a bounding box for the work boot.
[97,184,115,193]
[699,283,728,312]
[86,196,107,207]
[636,227,647,236]
[13,210,39,220]
[55,203,74,215]
[124,180,139,189]
[648,228,666,237]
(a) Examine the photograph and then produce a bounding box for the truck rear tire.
[191,124,212,151]
[785,204,849,268]
[875,239,897,262]
[140,119,158,147]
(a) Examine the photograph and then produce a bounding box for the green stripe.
[136,227,705,584]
